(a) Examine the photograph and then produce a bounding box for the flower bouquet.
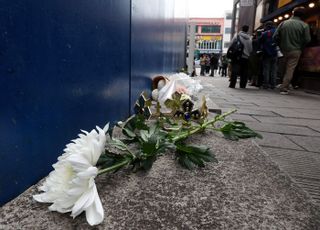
[33,92,261,226]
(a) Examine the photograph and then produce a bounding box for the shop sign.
[278,0,292,8]
[197,35,222,41]
[240,0,253,7]
[299,47,320,73]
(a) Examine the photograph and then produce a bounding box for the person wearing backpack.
[260,21,278,89]
[228,25,252,88]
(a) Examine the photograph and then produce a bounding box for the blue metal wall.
[0,1,187,205]
[131,0,187,101]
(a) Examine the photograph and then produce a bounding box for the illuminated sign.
[278,0,292,8]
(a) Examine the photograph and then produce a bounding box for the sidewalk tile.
[254,132,303,150]
[245,121,320,137]
[285,135,320,153]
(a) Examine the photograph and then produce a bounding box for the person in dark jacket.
[229,25,253,88]
[260,21,278,89]
[273,7,311,94]
[248,31,263,87]
[210,54,218,77]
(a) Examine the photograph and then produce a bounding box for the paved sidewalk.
[198,75,320,205]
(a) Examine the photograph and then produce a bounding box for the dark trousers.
[221,65,227,77]
[200,65,205,76]
[262,56,277,89]
[229,58,249,88]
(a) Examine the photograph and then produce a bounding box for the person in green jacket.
[273,6,311,95]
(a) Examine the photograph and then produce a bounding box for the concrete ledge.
[1,132,320,229]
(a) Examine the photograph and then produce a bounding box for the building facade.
[223,11,233,53]
[189,18,224,58]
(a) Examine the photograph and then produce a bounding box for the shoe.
[293,85,299,89]
[229,86,235,88]
[280,89,289,95]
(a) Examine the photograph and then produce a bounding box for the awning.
[260,0,309,23]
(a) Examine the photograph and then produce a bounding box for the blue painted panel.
[130,0,187,103]
[0,0,131,205]
[0,0,187,206]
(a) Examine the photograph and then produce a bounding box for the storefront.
[188,18,224,58]
[261,0,320,92]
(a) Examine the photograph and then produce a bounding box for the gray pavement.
[198,74,320,206]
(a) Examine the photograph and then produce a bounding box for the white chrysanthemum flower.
[33,123,109,226]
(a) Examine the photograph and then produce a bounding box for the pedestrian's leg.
[281,51,301,90]
[262,57,271,88]
[229,62,238,88]
[270,57,278,89]
[222,67,226,77]
[200,65,205,76]
[239,58,248,88]
[210,66,214,76]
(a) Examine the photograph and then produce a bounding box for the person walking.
[229,25,252,88]
[260,21,278,89]
[273,7,311,95]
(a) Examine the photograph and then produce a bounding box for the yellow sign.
[278,0,292,8]
[199,35,222,41]
[202,36,212,41]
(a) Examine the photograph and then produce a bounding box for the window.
[226,13,232,20]
[224,42,231,48]
[225,28,231,34]
[201,25,221,33]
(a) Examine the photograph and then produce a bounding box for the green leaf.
[97,150,130,172]
[122,127,136,138]
[175,143,217,170]
[142,155,157,170]
[109,138,128,151]
[220,121,262,141]
[121,114,148,138]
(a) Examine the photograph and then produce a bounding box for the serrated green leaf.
[122,127,136,138]
[109,138,128,151]
[97,151,130,172]
[178,154,194,170]
[142,155,157,170]
[220,121,262,141]
[175,143,216,170]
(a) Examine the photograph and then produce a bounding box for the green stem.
[125,147,136,159]
[97,158,131,176]
[171,109,237,143]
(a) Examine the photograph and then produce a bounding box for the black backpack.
[227,35,244,61]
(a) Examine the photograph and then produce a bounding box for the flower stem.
[97,158,131,176]
[171,109,237,143]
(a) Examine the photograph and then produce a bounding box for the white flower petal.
[33,125,107,226]
[85,188,104,226]
[102,123,109,133]
[71,188,95,218]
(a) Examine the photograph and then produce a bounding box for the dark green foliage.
[220,121,263,141]
[97,150,130,173]
[97,108,262,175]
[175,143,217,170]
[131,123,174,171]
[121,114,148,139]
